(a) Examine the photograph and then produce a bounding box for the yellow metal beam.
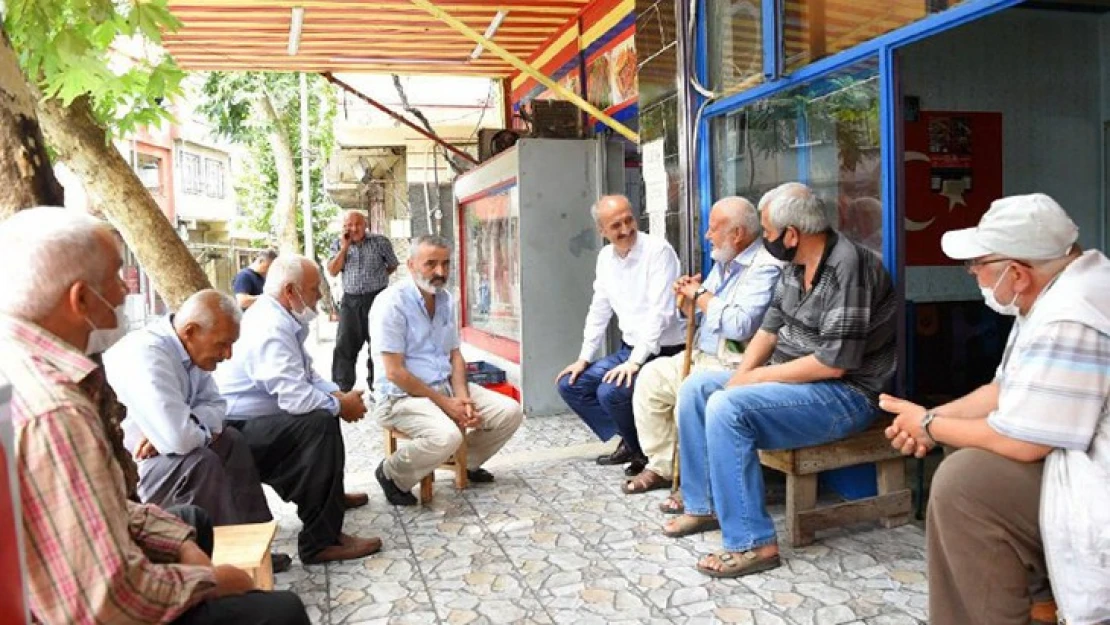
[408,0,639,144]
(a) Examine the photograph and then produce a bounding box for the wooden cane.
[670,294,698,493]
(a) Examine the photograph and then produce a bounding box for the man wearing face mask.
[667,182,897,578]
[369,236,523,505]
[0,207,309,624]
[215,254,382,564]
[881,194,1110,625]
[103,290,291,572]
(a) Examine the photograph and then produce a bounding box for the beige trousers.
[632,350,727,478]
[377,383,524,491]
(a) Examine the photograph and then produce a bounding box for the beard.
[414,276,445,294]
[710,242,738,264]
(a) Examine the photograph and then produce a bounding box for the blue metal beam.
[762,0,779,81]
[704,0,1022,119]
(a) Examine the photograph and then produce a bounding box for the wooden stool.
[384,427,469,504]
[759,421,912,547]
[211,521,278,590]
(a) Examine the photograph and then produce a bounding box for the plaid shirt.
[761,232,897,400]
[331,232,398,295]
[0,315,215,624]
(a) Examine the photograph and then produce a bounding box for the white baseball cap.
[941,193,1078,261]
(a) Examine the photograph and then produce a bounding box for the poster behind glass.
[462,186,521,342]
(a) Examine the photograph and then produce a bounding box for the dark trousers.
[226,411,346,561]
[556,343,684,458]
[332,290,382,391]
[167,505,310,625]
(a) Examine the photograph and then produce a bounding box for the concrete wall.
[900,9,1103,301]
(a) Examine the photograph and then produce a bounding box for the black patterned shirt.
[761,231,897,401]
[331,231,399,295]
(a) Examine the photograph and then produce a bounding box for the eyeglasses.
[963,257,1031,274]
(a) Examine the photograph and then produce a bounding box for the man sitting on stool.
[216,254,380,564]
[626,196,782,495]
[556,195,686,476]
[370,235,523,506]
[104,289,290,572]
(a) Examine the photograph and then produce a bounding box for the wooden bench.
[211,521,278,590]
[759,421,912,547]
[384,427,468,504]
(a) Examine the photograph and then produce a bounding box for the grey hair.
[176,289,241,330]
[263,254,314,297]
[712,196,761,237]
[762,182,829,234]
[0,207,116,321]
[590,194,632,223]
[255,248,278,263]
[410,234,452,253]
[343,209,368,223]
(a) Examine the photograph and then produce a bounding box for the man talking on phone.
[327,210,399,393]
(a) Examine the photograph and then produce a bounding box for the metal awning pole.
[409,0,640,144]
[323,73,480,166]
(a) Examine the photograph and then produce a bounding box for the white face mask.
[291,286,318,326]
[84,287,128,355]
[981,265,1020,316]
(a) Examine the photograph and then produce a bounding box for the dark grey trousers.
[226,411,346,561]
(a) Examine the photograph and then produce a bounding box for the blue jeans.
[556,346,642,454]
[677,370,877,551]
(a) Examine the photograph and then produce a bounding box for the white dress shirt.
[578,231,685,365]
[215,295,341,419]
[103,316,223,456]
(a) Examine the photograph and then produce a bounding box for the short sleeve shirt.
[331,233,399,295]
[232,268,265,297]
[761,232,897,399]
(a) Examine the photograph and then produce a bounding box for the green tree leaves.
[5,0,185,136]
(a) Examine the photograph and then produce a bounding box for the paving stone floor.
[267,329,929,625]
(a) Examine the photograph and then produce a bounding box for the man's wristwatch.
[694,286,708,301]
[920,410,939,446]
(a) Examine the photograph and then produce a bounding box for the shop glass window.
[711,58,883,254]
[783,0,965,73]
[707,0,764,95]
[460,186,522,342]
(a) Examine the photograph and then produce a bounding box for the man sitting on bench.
[665,182,897,578]
[104,289,290,572]
[882,194,1110,625]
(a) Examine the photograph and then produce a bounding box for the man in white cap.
[880,193,1110,625]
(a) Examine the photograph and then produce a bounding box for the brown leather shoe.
[343,492,369,509]
[303,534,382,564]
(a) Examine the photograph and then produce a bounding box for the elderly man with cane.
[625,196,782,496]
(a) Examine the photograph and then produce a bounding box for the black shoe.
[467,468,495,483]
[624,457,647,477]
[375,461,418,506]
[596,440,633,465]
[271,552,292,573]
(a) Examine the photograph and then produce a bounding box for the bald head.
[174,289,241,371]
[343,210,368,243]
[711,197,760,237]
[592,194,638,256]
[706,197,759,263]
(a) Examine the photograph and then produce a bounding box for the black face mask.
[763,228,798,262]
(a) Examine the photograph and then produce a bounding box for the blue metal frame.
[694,0,1023,276]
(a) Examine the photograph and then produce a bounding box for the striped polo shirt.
[760,231,897,401]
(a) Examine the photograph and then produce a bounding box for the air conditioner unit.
[477,128,523,162]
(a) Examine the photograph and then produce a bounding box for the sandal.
[662,514,720,538]
[622,469,672,494]
[696,550,781,579]
[658,493,684,515]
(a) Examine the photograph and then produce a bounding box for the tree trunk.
[259,91,299,254]
[35,95,211,308]
[0,27,64,215]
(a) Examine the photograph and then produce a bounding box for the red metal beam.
[323,72,480,166]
